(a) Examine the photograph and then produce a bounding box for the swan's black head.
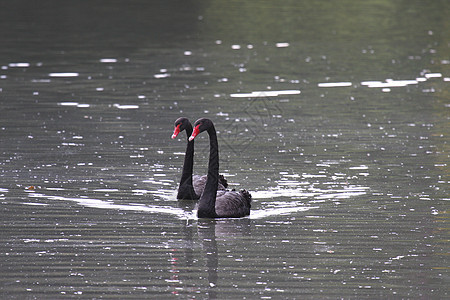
[189,118,213,141]
[171,117,191,139]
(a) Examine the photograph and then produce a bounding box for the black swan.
[172,117,228,200]
[189,118,251,218]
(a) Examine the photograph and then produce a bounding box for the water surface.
[0,0,448,298]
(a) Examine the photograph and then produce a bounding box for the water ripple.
[26,183,367,220]
[28,191,312,220]
[29,192,194,219]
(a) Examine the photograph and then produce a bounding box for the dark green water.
[1,0,448,298]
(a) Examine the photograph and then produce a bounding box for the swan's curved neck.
[180,123,194,186]
[198,125,219,218]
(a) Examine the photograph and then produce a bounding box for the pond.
[0,0,448,298]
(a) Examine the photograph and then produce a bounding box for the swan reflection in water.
[197,218,251,295]
[166,218,252,297]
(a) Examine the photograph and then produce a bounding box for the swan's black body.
[189,118,251,218]
[172,117,227,200]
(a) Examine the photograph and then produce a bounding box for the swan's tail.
[219,174,228,188]
[240,189,252,206]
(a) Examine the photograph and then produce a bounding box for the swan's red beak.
[171,124,181,139]
[189,124,201,141]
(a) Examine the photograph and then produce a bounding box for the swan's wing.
[192,175,207,197]
[193,174,227,196]
[215,190,251,218]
